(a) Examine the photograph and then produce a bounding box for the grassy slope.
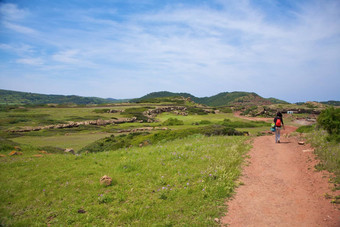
[0,89,119,105]
[132,91,287,106]
[12,132,112,151]
[0,135,250,226]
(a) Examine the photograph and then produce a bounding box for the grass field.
[0,135,250,226]
[0,103,279,225]
[11,132,113,151]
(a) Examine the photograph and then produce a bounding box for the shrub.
[317,107,340,142]
[162,118,184,126]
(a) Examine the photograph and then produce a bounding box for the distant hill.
[320,100,340,106]
[132,91,197,103]
[267,97,289,104]
[132,91,288,106]
[0,89,120,105]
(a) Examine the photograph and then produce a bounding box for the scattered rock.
[100,175,113,186]
[9,151,22,156]
[77,209,86,214]
[298,141,305,145]
[0,154,6,157]
[214,218,220,223]
[64,148,75,155]
[14,146,21,151]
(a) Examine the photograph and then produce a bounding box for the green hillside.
[0,89,294,107]
[0,89,120,105]
[132,91,197,102]
[133,91,285,106]
[320,100,340,106]
[267,97,289,104]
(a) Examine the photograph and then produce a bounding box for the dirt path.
[221,125,340,227]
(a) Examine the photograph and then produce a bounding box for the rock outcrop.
[143,106,188,118]
[116,127,168,133]
[9,117,137,133]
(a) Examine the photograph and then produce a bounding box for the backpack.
[276,118,281,127]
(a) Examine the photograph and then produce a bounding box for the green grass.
[0,107,123,129]
[0,135,250,226]
[307,130,340,185]
[11,132,112,152]
[156,112,239,125]
[296,125,315,133]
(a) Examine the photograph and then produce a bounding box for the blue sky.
[0,0,339,102]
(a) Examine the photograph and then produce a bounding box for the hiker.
[274,112,284,143]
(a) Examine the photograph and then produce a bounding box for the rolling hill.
[0,89,120,105]
[132,91,289,106]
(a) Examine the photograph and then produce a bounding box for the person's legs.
[275,128,278,143]
[277,127,281,143]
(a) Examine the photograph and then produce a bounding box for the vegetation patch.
[296,125,315,133]
[188,107,208,115]
[120,107,149,122]
[317,107,340,142]
[0,137,19,152]
[79,125,245,153]
[162,118,184,126]
[220,119,270,128]
[0,135,250,226]
[305,107,340,186]
[93,109,110,113]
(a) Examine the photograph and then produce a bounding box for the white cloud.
[52,50,81,64]
[0,3,28,21]
[3,21,36,34]
[16,57,44,65]
[0,0,339,101]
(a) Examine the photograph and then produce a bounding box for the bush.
[317,107,340,142]
[162,118,184,126]
[187,107,207,115]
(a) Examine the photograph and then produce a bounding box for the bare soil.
[221,125,340,227]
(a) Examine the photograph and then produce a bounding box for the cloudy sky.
[0,0,339,102]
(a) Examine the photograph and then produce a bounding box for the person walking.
[274,112,284,143]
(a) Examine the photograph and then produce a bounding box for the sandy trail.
[221,125,340,227]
